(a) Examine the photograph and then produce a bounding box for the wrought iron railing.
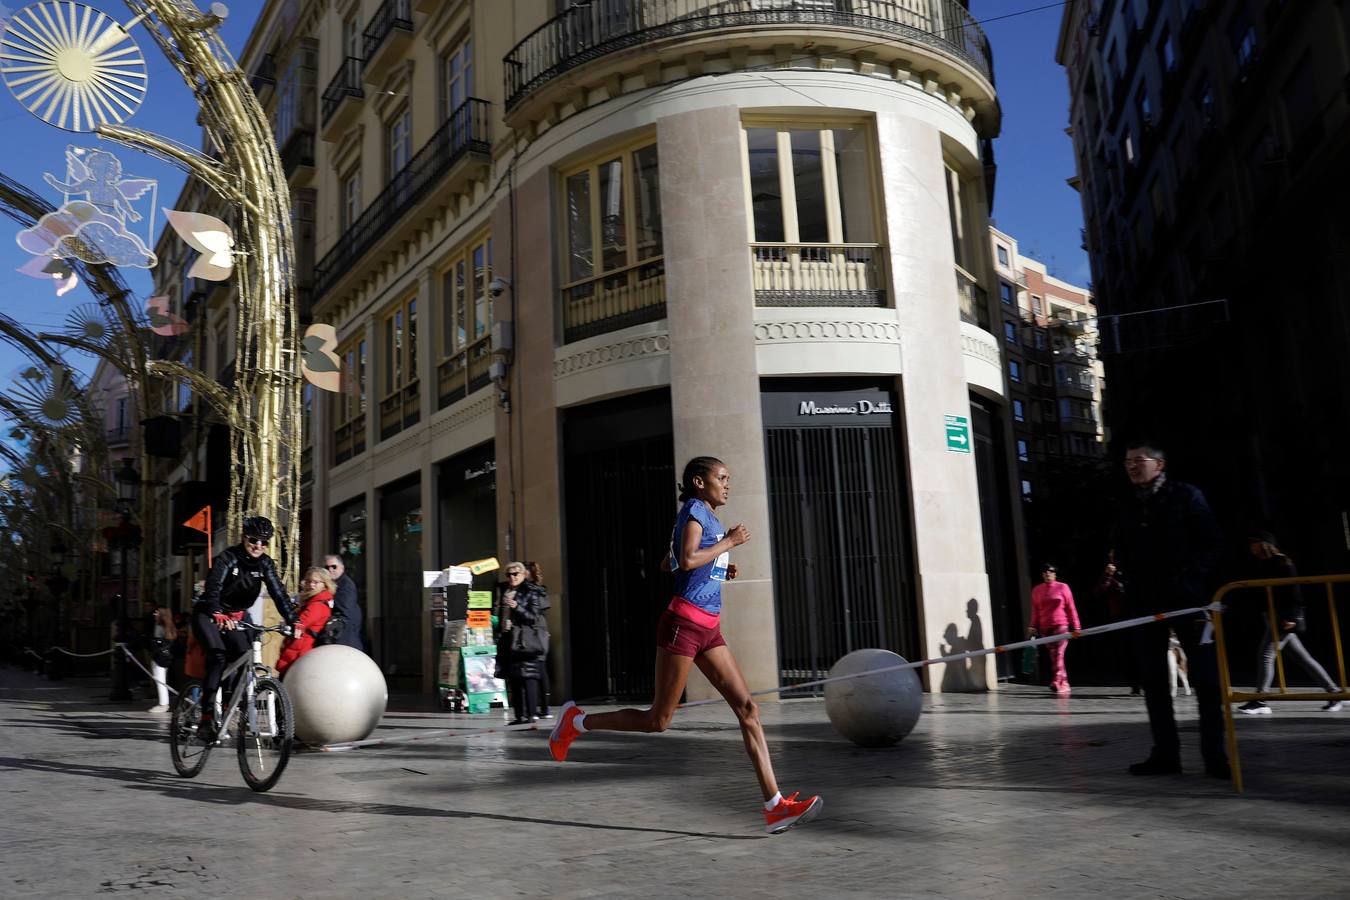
[334,413,366,465]
[504,0,993,109]
[562,260,666,343]
[362,0,413,64]
[321,56,364,127]
[436,335,493,410]
[379,381,420,441]
[315,98,490,298]
[106,425,131,445]
[955,266,990,330]
[751,243,885,307]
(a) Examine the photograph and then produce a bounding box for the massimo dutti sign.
[761,385,898,428]
[797,399,895,416]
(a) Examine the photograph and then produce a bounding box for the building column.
[363,315,379,461]
[492,169,566,698]
[877,113,994,690]
[658,106,777,700]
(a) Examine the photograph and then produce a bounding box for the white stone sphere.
[285,645,387,744]
[824,648,923,748]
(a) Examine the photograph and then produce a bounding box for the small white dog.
[1168,630,1192,697]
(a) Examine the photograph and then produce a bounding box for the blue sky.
[973,0,1091,286]
[0,1,1085,391]
[0,0,262,389]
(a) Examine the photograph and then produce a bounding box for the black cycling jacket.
[200,545,295,621]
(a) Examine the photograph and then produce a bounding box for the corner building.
[248,0,1022,699]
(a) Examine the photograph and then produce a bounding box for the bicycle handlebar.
[238,622,293,634]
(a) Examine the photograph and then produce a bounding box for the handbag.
[512,623,549,658]
[152,639,173,669]
[1020,645,1037,676]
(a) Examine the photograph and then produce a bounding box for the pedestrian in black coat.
[324,554,367,652]
[1111,439,1228,779]
[497,562,549,724]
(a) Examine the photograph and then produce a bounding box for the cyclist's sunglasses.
[244,535,269,547]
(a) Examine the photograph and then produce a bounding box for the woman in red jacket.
[277,567,335,675]
[1028,563,1081,695]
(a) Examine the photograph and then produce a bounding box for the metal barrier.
[1212,574,1350,792]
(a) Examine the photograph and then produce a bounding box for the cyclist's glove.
[211,613,230,626]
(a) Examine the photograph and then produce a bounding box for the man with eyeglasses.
[1111,440,1226,779]
[324,554,366,651]
[193,515,296,742]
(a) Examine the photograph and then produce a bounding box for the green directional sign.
[945,415,971,453]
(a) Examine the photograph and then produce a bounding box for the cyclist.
[192,515,295,741]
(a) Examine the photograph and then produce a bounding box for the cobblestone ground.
[2,665,1349,899]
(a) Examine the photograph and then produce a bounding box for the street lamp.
[105,459,143,702]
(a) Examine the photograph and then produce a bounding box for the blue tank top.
[670,498,730,615]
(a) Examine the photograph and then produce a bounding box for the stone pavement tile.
[5,670,1350,898]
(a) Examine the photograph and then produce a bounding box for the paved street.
[2,665,1348,899]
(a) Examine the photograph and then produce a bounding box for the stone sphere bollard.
[285,645,387,744]
[824,648,923,748]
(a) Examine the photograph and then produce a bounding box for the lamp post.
[106,460,143,702]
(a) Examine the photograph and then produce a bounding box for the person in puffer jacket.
[277,567,336,675]
[1028,563,1081,694]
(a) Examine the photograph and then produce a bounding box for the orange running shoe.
[548,700,585,762]
[764,791,823,835]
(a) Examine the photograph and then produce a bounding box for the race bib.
[710,538,729,582]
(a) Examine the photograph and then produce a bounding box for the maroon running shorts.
[655,607,727,658]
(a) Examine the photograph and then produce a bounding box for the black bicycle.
[169,621,294,792]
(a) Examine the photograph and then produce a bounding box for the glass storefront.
[379,476,422,685]
[437,442,496,570]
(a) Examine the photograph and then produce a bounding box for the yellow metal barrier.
[1212,574,1350,793]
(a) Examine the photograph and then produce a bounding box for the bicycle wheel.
[236,676,294,792]
[169,680,211,777]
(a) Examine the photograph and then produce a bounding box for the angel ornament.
[15,145,159,269]
[44,146,154,227]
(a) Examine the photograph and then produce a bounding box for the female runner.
[549,456,822,834]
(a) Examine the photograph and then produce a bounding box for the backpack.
[309,598,347,646]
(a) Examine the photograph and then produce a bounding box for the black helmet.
[242,515,274,541]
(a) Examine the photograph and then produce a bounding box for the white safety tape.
[48,646,117,658]
[320,603,1220,753]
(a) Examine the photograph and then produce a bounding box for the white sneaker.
[147,704,169,713]
[1323,700,1343,712]
[1238,701,1272,715]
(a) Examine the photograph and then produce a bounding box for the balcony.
[320,56,365,140]
[436,335,493,410]
[751,243,885,308]
[955,266,990,331]
[315,98,491,299]
[379,381,420,441]
[362,0,413,86]
[280,127,315,185]
[334,413,366,466]
[563,260,666,344]
[249,53,276,100]
[106,424,132,447]
[504,0,993,120]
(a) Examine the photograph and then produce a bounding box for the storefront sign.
[464,460,496,481]
[466,609,491,628]
[797,399,894,417]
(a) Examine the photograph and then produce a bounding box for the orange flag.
[183,506,211,534]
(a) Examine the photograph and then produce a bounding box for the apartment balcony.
[1059,413,1099,435]
[562,260,666,344]
[752,243,886,308]
[314,99,491,300]
[955,266,990,331]
[281,127,315,186]
[378,381,420,441]
[334,413,366,466]
[320,56,365,140]
[250,53,277,100]
[436,335,493,410]
[504,0,994,126]
[106,425,132,448]
[362,0,413,86]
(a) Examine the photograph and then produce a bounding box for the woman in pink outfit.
[1028,564,1081,694]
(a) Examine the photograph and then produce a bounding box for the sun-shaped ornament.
[61,302,112,345]
[10,363,81,427]
[0,1,148,132]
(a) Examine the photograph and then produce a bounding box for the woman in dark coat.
[497,561,550,724]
